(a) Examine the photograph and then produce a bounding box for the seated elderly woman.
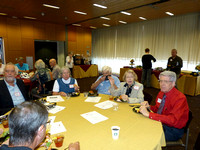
[110,69,144,103]
[30,59,52,94]
[52,66,79,96]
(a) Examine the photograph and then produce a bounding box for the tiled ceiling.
[0,0,200,28]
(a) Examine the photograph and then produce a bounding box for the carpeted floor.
[77,77,200,150]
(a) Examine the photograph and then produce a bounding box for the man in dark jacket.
[0,63,28,115]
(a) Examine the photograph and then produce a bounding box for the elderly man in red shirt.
[140,71,189,141]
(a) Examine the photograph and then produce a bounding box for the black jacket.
[0,79,29,115]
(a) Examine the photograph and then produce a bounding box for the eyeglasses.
[158,80,173,84]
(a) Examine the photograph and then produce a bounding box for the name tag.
[133,85,139,90]
[69,84,74,88]
[157,98,162,103]
[15,92,21,97]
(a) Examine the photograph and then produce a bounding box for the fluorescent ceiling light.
[43,4,60,9]
[119,21,127,24]
[93,4,107,9]
[90,26,97,29]
[165,12,174,16]
[74,11,87,15]
[0,13,7,15]
[103,24,110,27]
[120,11,131,16]
[100,17,110,20]
[24,16,36,20]
[139,17,147,20]
[72,24,81,26]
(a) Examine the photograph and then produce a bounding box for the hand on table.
[74,84,80,92]
[140,101,150,108]
[59,92,67,96]
[120,94,128,102]
[140,106,150,117]
[68,141,80,150]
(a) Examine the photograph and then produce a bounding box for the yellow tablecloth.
[47,94,165,150]
[73,65,98,78]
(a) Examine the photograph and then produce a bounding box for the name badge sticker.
[157,98,162,103]
[69,84,74,88]
[14,92,21,97]
[133,85,139,90]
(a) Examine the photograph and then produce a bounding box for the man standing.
[0,63,29,115]
[140,71,189,141]
[167,49,183,78]
[91,66,120,95]
[141,48,156,87]
[49,58,61,80]
[0,101,80,150]
[66,52,74,75]
[15,57,29,73]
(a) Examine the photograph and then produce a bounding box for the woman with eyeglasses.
[110,69,144,103]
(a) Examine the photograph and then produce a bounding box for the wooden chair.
[143,91,153,104]
[166,110,193,150]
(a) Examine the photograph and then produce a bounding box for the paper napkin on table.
[80,111,108,124]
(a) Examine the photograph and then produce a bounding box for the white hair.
[35,59,45,70]
[4,63,19,75]
[159,71,176,82]
[102,66,112,74]
[61,66,71,75]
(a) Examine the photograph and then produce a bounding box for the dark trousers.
[141,69,152,87]
[163,124,184,141]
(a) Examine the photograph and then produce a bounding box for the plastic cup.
[66,93,71,100]
[113,103,119,111]
[111,126,120,140]
[84,92,88,97]
[2,119,9,128]
[53,135,64,147]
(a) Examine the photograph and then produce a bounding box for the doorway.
[34,41,57,69]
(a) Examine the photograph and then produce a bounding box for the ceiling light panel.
[119,21,127,24]
[103,24,110,27]
[0,13,7,15]
[120,11,131,16]
[74,11,87,15]
[93,4,107,9]
[43,4,60,9]
[100,17,110,20]
[165,12,174,16]
[72,24,81,26]
[139,17,147,20]
[24,16,36,19]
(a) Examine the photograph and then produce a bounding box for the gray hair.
[4,62,19,75]
[35,59,45,70]
[159,71,176,82]
[61,66,71,75]
[8,101,48,146]
[102,66,112,74]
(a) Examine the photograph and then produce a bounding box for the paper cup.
[111,126,120,140]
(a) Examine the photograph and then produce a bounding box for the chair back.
[143,91,153,104]
[184,110,193,133]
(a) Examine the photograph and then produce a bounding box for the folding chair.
[166,110,193,150]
